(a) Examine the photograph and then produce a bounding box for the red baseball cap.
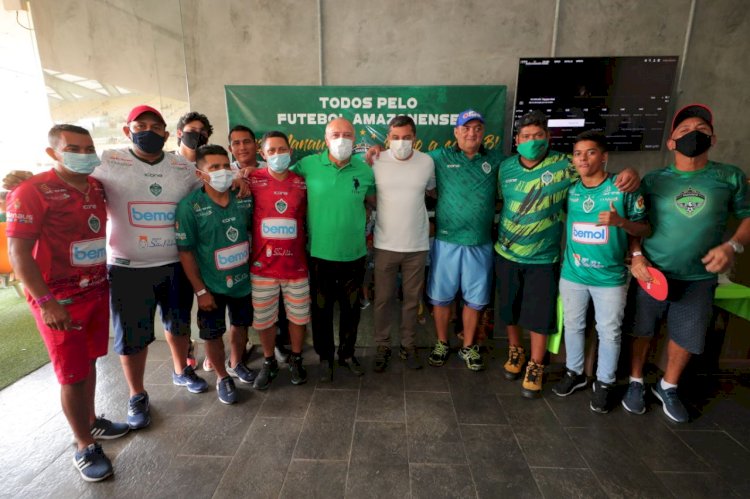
[671,104,713,131]
[127,105,166,125]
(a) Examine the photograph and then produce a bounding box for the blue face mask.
[131,130,166,154]
[62,152,101,174]
[267,153,291,173]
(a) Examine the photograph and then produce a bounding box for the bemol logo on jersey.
[261,218,297,240]
[70,237,107,266]
[128,202,177,228]
[215,241,250,270]
[571,223,608,245]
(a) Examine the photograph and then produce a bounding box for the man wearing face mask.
[496,110,640,399]
[175,145,255,404]
[7,125,129,482]
[176,112,213,163]
[623,104,750,423]
[292,118,376,381]
[370,115,436,372]
[245,131,310,389]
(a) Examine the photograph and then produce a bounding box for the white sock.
[629,376,644,385]
[661,378,677,390]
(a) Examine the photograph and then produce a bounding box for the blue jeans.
[559,278,627,384]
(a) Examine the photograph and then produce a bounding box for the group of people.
[3,101,748,483]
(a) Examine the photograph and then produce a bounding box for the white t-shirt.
[372,149,436,252]
[230,160,266,171]
[93,149,201,268]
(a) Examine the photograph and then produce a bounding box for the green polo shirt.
[292,150,375,261]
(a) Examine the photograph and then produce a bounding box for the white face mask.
[329,137,353,161]
[207,169,234,192]
[389,139,413,160]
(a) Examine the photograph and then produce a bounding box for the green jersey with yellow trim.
[643,161,750,280]
[495,151,577,264]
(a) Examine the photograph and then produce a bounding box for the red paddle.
[638,267,668,301]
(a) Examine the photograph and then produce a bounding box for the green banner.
[225,85,506,161]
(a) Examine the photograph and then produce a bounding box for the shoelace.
[433,343,448,355]
[509,348,521,365]
[464,346,480,360]
[527,363,542,381]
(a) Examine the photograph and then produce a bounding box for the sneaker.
[521,360,545,399]
[503,345,527,380]
[360,298,371,310]
[339,356,365,376]
[428,341,450,367]
[590,380,614,414]
[289,354,308,385]
[217,376,238,405]
[318,359,334,382]
[73,443,113,482]
[186,339,197,369]
[90,416,129,440]
[274,345,291,364]
[254,358,279,390]
[127,392,151,429]
[373,346,392,373]
[399,346,423,370]
[552,369,587,397]
[226,360,257,384]
[458,345,485,371]
[621,381,646,415]
[652,380,689,423]
[202,357,213,372]
[172,365,209,394]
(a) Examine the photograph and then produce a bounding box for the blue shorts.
[109,262,193,355]
[426,240,493,310]
[197,292,252,340]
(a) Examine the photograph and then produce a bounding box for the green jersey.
[292,151,375,261]
[561,175,646,286]
[175,188,253,297]
[643,161,750,280]
[496,151,578,264]
[429,146,503,246]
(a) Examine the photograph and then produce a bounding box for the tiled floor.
[2,310,750,498]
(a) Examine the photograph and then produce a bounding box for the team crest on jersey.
[675,186,706,217]
[481,162,491,174]
[541,170,553,186]
[635,195,645,212]
[149,183,162,197]
[226,226,239,242]
[88,214,101,233]
[275,199,288,214]
[582,196,595,214]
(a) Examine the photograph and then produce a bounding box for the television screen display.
[513,57,679,152]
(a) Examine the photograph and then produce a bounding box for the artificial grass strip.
[0,287,49,389]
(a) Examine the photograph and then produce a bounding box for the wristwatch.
[727,239,744,254]
[195,288,208,297]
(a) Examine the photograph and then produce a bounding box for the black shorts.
[197,292,252,340]
[110,262,193,355]
[495,253,560,335]
[629,276,717,355]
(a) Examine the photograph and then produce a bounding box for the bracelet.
[195,289,208,297]
[35,293,56,306]
[631,251,643,257]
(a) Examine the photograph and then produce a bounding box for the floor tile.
[410,463,476,498]
[676,430,750,496]
[498,394,560,427]
[530,468,607,498]
[404,364,449,392]
[148,455,230,498]
[405,392,464,464]
[350,421,408,464]
[345,462,410,498]
[293,389,358,460]
[513,424,587,468]
[654,471,741,498]
[280,459,347,498]
[356,372,405,423]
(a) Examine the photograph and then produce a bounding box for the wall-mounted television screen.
[513,56,679,152]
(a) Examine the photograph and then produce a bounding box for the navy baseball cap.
[456,109,485,127]
[672,104,713,131]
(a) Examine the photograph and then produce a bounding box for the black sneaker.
[457,345,484,371]
[318,359,334,382]
[428,341,450,367]
[373,346,392,373]
[290,355,308,385]
[399,346,423,370]
[552,369,588,397]
[590,380,614,414]
[253,358,279,391]
[339,356,365,376]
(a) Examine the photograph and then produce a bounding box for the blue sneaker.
[90,415,130,440]
[652,380,689,423]
[226,360,257,384]
[172,365,208,393]
[73,443,113,482]
[217,376,238,405]
[127,392,151,429]
[621,381,646,415]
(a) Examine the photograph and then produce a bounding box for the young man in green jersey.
[624,104,750,423]
[552,131,650,413]
[175,145,255,405]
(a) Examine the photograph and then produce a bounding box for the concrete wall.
[29,0,750,173]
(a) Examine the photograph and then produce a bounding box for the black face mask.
[181,131,208,150]
[674,130,712,158]
[131,130,165,154]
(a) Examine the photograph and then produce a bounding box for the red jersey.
[6,169,108,301]
[247,169,308,278]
